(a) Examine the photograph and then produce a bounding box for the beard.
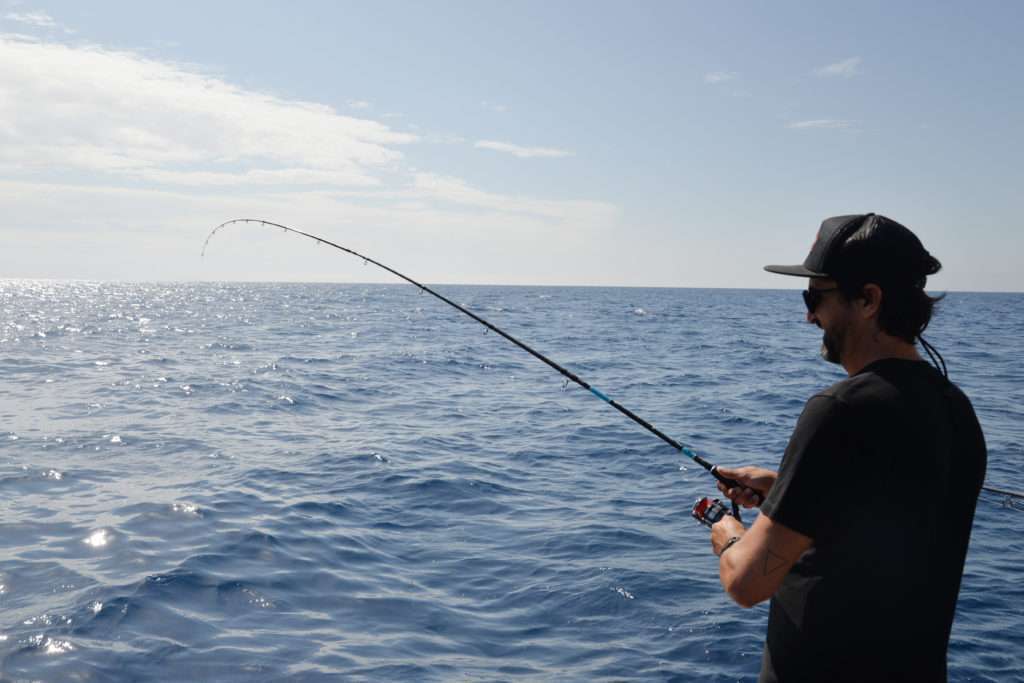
[820,328,843,364]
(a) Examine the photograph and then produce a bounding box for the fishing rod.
[205,219,1020,512]
[203,218,757,515]
[981,484,1024,509]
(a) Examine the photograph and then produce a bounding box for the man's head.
[765,214,943,365]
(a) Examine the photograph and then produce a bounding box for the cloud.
[815,57,861,78]
[348,99,371,109]
[5,11,55,28]
[0,35,415,188]
[0,175,622,283]
[787,119,855,130]
[4,11,73,33]
[411,173,615,225]
[481,100,508,113]
[422,132,466,144]
[0,34,620,283]
[704,71,737,84]
[474,140,573,159]
[135,167,382,187]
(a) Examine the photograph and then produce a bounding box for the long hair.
[836,257,944,343]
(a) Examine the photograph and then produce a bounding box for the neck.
[841,329,922,376]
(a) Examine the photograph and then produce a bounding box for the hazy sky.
[1,1,1021,290]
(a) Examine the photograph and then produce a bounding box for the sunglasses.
[802,286,840,313]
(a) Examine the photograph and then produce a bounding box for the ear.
[858,283,883,319]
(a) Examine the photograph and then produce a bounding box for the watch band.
[717,535,743,557]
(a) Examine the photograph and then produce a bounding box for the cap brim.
[763,264,828,277]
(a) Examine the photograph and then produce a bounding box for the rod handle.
[710,465,764,507]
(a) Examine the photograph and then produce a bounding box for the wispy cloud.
[704,71,737,84]
[0,175,621,282]
[0,36,414,188]
[136,168,383,187]
[787,119,855,130]
[475,140,573,159]
[5,11,56,28]
[4,11,73,33]
[422,132,466,144]
[411,173,615,225]
[348,99,371,109]
[815,57,862,78]
[481,100,508,113]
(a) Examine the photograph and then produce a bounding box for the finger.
[715,466,737,480]
[740,488,762,508]
[741,485,757,507]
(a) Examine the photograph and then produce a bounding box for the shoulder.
[817,369,898,407]
[790,392,849,447]
[791,373,886,437]
[793,375,861,428]
[943,379,979,414]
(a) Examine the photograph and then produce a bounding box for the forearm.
[710,516,761,608]
[711,513,811,608]
[718,537,767,608]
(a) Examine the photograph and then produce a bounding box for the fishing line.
[203,218,756,516]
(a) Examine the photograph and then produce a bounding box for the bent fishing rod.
[203,219,1024,509]
[203,218,755,515]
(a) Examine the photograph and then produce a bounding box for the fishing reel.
[691,496,735,527]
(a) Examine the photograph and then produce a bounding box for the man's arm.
[710,512,812,608]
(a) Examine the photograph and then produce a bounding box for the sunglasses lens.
[802,289,819,312]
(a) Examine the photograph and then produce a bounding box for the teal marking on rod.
[589,387,612,403]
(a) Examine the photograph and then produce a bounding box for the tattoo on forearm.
[763,548,788,576]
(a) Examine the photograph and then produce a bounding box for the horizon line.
[1,277,1019,295]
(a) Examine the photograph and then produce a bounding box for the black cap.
[765,213,940,284]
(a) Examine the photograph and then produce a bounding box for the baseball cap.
[764,213,940,284]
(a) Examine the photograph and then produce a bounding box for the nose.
[806,309,819,326]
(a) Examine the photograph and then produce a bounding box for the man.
[707,214,986,682]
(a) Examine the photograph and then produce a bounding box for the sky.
[1,1,1021,290]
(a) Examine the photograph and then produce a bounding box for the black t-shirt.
[758,358,986,683]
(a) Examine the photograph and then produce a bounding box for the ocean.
[1,281,1021,681]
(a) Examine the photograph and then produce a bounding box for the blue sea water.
[1,281,1021,682]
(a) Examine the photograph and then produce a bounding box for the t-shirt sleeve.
[760,394,848,539]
